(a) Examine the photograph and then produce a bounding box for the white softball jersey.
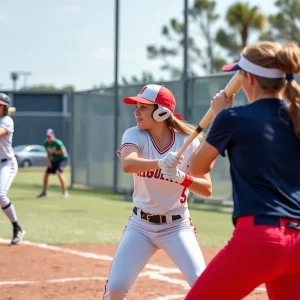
[0,116,15,159]
[117,126,200,216]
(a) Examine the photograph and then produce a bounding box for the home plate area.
[0,239,267,300]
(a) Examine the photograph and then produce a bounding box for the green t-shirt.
[44,138,68,162]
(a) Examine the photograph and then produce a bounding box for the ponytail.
[284,80,300,138]
[166,114,204,139]
[276,43,300,139]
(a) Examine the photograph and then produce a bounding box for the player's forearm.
[0,127,8,137]
[53,149,64,155]
[187,176,212,197]
[122,158,159,173]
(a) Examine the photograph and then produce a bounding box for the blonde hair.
[166,114,204,140]
[241,41,300,138]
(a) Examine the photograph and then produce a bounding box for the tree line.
[124,0,300,84]
[25,0,300,91]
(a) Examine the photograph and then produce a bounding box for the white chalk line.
[0,238,267,297]
[154,296,185,300]
[0,238,179,273]
[0,277,107,285]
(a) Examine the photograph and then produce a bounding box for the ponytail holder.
[174,113,183,120]
[286,73,294,81]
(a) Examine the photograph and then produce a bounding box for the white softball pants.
[103,211,206,300]
[0,157,18,208]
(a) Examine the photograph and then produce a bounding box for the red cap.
[123,84,176,112]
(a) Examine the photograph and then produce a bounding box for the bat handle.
[177,108,214,158]
[199,107,214,129]
[177,126,203,158]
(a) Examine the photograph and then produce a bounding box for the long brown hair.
[242,41,300,138]
[166,114,204,141]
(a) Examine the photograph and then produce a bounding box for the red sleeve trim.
[116,143,139,158]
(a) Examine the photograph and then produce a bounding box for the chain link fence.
[71,74,300,200]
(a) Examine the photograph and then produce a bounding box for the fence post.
[69,92,75,188]
[182,0,189,119]
[113,0,120,193]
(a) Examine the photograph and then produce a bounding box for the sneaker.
[36,190,47,198]
[63,191,69,198]
[11,227,25,245]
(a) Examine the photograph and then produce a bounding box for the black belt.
[0,159,7,163]
[254,215,300,230]
[133,206,182,224]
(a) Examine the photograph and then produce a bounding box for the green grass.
[0,168,234,247]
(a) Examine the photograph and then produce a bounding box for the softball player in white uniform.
[0,93,24,245]
[103,84,212,299]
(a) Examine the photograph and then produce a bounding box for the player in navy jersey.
[185,41,300,300]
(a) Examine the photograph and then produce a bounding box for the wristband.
[180,174,193,188]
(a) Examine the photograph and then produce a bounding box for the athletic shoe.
[63,191,69,198]
[11,227,25,245]
[36,191,47,198]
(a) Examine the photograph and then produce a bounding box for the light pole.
[183,0,189,120]
[10,71,32,90]
[11,72,18,91]
[113,0,120,193]
[20,71,31,89]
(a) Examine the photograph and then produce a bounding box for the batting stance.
[186,41,300,300]
[103,84,212,299]
[0,93,24,244]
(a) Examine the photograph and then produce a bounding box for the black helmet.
[0,93,10,107]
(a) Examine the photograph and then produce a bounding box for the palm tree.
[227,2,266,47]
[216,2,266,59]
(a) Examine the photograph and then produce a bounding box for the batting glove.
[162,166,185,183]
[162,166,194,188]
[158,152,183,169]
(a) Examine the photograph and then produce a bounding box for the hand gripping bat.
[177,71,241,158]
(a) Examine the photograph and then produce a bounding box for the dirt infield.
[0,240,267,300]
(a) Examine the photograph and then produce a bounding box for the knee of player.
[0,192,8,201]
[104,280,129,299]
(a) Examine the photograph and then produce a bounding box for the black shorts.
[46,158,68,174]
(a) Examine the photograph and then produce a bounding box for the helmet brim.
[123,96,155,105]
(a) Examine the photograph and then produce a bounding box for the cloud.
[54,5,80,17]
[0,12,12,25]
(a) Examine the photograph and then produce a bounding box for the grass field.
[1,167,234,247]
[1,168,269,300]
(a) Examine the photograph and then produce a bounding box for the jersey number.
[180,188,188,204]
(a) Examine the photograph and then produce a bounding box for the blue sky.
[0,0,277,91]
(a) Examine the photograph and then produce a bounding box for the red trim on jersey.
[189,217,199,242]
[149,128,175,154]
[103,280,108,299]
[116,143,139,158]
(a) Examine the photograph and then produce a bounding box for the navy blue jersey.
[206,98,300,224]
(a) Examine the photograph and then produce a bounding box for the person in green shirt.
[36,129,69,198]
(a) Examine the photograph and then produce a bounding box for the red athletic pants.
[185,215,300,300]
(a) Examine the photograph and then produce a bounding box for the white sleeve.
[0,116,13,133]
[116,127,142,158]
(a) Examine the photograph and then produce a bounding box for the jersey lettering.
[118,126,200,215]
[180,188,188,204]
